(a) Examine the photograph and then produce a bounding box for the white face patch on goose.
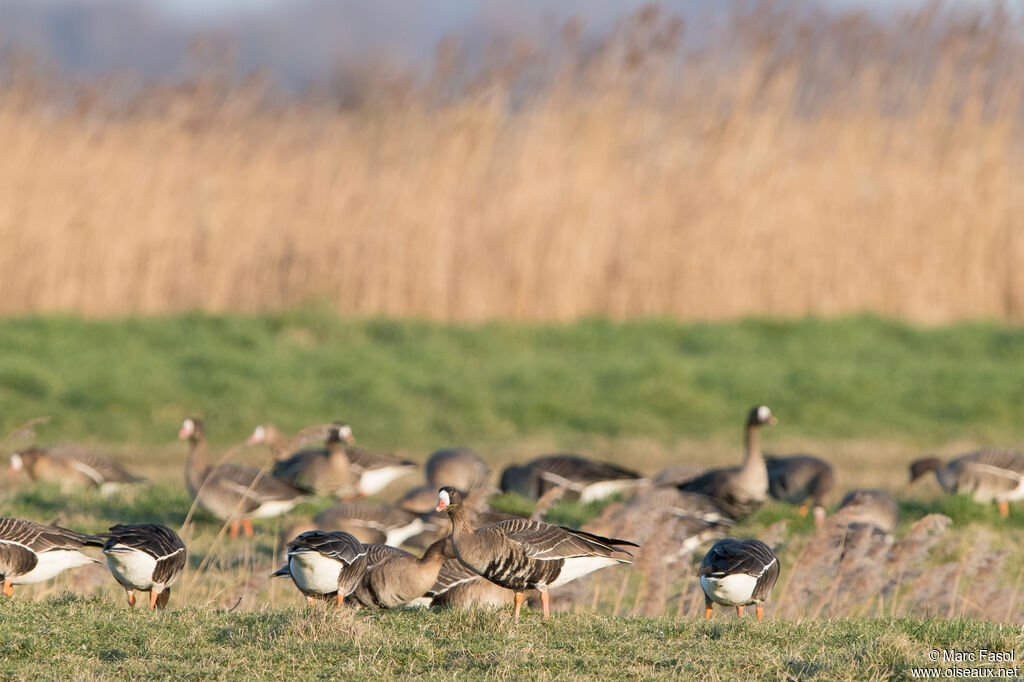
[757,406,772,423]
[339,425,353,441]
[8,453,22,472]
[436,489,451,511]
[251,425,265,442]
[178,419,195,439]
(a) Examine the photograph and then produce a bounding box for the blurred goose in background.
[100,523,186,609]
[344,444,417,498]
[765,454,835,526]
[676,405,776,520]
[500,454,646,503]
[397,485,441,514]
[909,448,1024,517]
[268,424,355,498]
[313,501,427,547]
[425,447,490,492]
[246,422,341,459]
[179,417,307,539]
[0,517,103,597]
[272,530,367,605]
[698,538,780,622]
[8,446,144,493]
[835,489,900,534]
[436,486,638,619]
[348,538,454,609]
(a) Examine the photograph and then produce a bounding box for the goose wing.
[698,539,776,578]
[315,502,417,532]
[344,446,415,474]
[212,463,305,503]
[51,446,145,485]
[288,531,365,565]
[533,455,641,485]
[362,543,413,567]
[101,524,186,583]
[490,518,636,560]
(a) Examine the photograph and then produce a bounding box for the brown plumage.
[179,417,307,539]
[835,489,900,534]
[500,454,646,503]
[101,524,187,609]
[347,538,454,608]
[436,486,638,619]
[0,517,103,597]
[677,405,776,520]
[426,558,517,609]
[8,446,144,493]
[698,538,780,621]
[765,454,835,526]
[269,424,355,497]
[425,447,490,491]
[909,448,1024,518]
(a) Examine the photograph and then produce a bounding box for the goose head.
[747,405,777,427]
[435,486,465,513]
[329,422,356,445]
[178,417,204,442]
[246,424,268,446]
[908,457,943,484]
[7,452,24,475]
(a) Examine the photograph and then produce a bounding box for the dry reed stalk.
[611,571,630,617]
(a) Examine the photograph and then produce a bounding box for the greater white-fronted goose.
[425,447,490,491]
[909,448,1024,517]
[348,538,454,609]
[100,523,187,609]
[271,530,367,605]
[314,501,426,547]
[344,445,417,498]
[698,538,780,622]
[677,405,776,520]
[246,422,343,458]
[436,486,638,619]
[500,454,646,503]
[424,558,517,609]
[397,485,438,514]
[835,489,900,533]
[0,517,103,597]
[268,424,355,498]
[765,454,835,526]
[179,417,307,539]
[8,446,145,493]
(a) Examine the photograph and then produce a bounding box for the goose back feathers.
[910,448,1024,515]
[500,454,645,503]
[9,446,144,492]
[0,517,103,596]
[273,530,367,605]
[101,523,187,609]
[698,538,779,620]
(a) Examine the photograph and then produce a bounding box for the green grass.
[2,312,1024,449]
[0,598,1019,681]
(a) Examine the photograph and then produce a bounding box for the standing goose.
[425,447,490,492]
[765,454,835,526]
[436,486,638,619]
[272,530,367,605]
[314,501,426,547]
[179,418,307,539]
[348,538,454,609]
[677,405,776,520]
[835,489,900,533]
[268,425,355,498]
[500,454,647,503]
[100,524,187,609]
[8,446,145,493]
[909,448,1024,517]
[0,517,103,597]
[698,538,780,622]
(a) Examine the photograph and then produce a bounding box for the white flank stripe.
[546,556,625,588]
[14,550,97,585]
[700,574,758,607]
[357,466,413,496]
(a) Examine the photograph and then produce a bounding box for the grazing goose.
[397,484,440,514]
[344,445,417,498]
[500,454,646,503]
[835,489,900,534]
[425,448,490,492]
[100,524,187,609]
[0,517,103,597]
[765,454,835,526]
[314,501,426,547]
[272,530,367,605]
[909,448,1024,517]
[8,446,145,493]
[246,422,343,458]
[677,405,776,520]
[698,538,780,621]
[348,538,454,609]
[424,558,517,609]
[269,425,355,498]
[436,486,638,619]
[179,418,307,539]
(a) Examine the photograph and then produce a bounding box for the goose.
[765,454,835,526]
[435,486,638,619]
[246,422,342,458]
[425,447,490,491]
[500,454,646,503]
[835,489,900,534]
[268,424,355,498]
[677,405,776,520]
[424,558,517,609]
[0,517,103,597]
[347,538,454,609]
[344,444,417,498]
[698,538,780,622]
[100,524,187,609]
[397,484,440,514]
[271,530,367,605]
[313,501,427,547]
[909,448,1024,517]
[179,418,307,539]
[8,446,145,493]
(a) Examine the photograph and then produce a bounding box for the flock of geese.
[2,405,1024,621]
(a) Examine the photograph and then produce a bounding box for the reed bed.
[0,3,1022,321]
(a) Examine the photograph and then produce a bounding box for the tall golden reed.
[0,4,1021,321]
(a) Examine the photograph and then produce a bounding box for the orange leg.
[798,504,809,518]
[306,595,316,606]
[540,589,550,619]
[149,590,159,609]
[242,519,255,537]
[736,605,745,618]
[756,605,764,622]
[513,591,524,619]
[229,520,240,539]
[704,605,713,619]
[999,501,1010,518]
[3,578,12,598]
[126,591,136,608]
[337,591,344,606]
